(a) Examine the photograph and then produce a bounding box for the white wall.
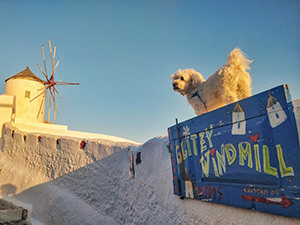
[0,94,14,138]
[0,123,136,196]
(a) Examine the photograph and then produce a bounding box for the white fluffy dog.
[171,48,252,115]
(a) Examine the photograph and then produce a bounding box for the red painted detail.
[195,186,200,196]
[195,186,223,201]
[210,148,215,157]
[217,187,223,201]
[207,186,211,198]
[38,136,42,142]
[242,194,293,208]
[250,133,259,144]
[168,128,173,151]
[202,186,207,197]
[174,185,178,194]
[80,140,86,149]
[212,187,216,199]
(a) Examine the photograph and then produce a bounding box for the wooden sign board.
[168,85,300,217]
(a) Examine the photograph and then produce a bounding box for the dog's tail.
[223,48,252,100]
[226,48,252,72]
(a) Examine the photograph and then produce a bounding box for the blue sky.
[0,0,299,143]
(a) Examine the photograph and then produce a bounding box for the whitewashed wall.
[0,95,14,138]
[0,123,137,196]
[5,79,45,123]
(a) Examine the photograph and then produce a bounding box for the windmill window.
[25,91,31,98]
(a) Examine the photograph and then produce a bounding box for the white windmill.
[31,39,79,124]
[267,93,287,128]
[232,103,246,135]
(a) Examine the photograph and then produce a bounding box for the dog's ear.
[191,71,204,87]
[170,73,176,80]
[170,69,182,80]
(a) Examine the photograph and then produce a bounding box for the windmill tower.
[33,39,79,124]
[267,93,287,128]
[4,67,46,123]
[232,102,246,135]
[4,40,79,125]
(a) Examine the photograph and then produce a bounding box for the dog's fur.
[171,48,252,115]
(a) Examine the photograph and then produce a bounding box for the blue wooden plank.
[168,84,300,218]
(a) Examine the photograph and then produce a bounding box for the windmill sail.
[31,39,79,124]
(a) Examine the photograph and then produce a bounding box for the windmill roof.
[5,67,45,84]
[233,102,244,112]
[267,95,279,108]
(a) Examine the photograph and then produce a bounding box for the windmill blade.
[30,90,46,102]
[53,46,56,62]
[53,89,56,124]
[53,46,57,79]
[37,63,49,82]
[42,45,48,79]
[53,60,60,74]
[38,87,45,91]
[53,86,63,99]
[48,88,51,122]
[48,39,52,52]
[45,83,52,89]
[37,89,47,119]
[36,40,80,124]
[56,82,80,85]
[37,96,44,119]
[49,39,54,77]
[49,87,60,115]
[52,90,60,123]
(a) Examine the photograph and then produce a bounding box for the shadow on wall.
[1,184,17,196]
[14,149,132,225]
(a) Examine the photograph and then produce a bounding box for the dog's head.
[171,69,204,96]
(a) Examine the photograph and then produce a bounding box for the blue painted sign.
[168,85,300,217]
